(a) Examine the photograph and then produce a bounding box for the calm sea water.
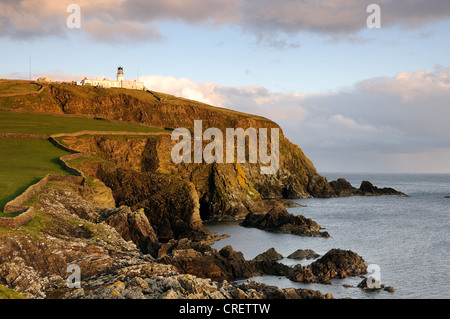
[207,173,450,299]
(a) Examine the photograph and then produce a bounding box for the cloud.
[83,19,163,43]
[140,75,227,106]
[0,0,68,39]
[2,0,450,44]
[119,0,242,25]
[240,0,450,35]
[141,67,450,173]
[140,75,307,123]
[328,114,379,133]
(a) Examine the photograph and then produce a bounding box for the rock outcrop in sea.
[288,249,367,284]
[287,249,320,260]
[330,178,407,197]
[240,204,330,237]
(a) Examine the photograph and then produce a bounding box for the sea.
[206,173,450,299]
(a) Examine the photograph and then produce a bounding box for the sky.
[1,0,450,174]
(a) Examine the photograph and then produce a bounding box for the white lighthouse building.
[80,67,145,90]
[117,66,124,82]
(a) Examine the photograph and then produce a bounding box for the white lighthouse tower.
[117,66,124,82]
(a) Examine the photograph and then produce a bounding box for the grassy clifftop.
[0,80,275,131]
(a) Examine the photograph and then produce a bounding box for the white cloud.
[140,75,307,123]
[2,0,450,44]
[140,75,227,106]
[83,19,163,43]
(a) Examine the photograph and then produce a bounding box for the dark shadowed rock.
[287,249,320,260]
[310,249,367,284]
[287,265,316,283]
[253,248,283,262]
[237,279,333,299]
[384,286,396,293]
[240,204,330,238]
[158,239,255,282]
[250,248,291,276]
[288,249,367,284]
[100,206,159,257]
[329,178,356,197]
[358,277,395,292]
[96,165,207,242]
[252,260,292,277]
[330,178,407,197]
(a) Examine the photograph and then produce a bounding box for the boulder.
[253,248,283,262]
[357,277,381,290]
[310,249,367,284]
[250,248,291,277]
[287,249,320,260]
[158,239,255,282]
[384,286,396,293]
[329,178,407,197]
[288,249,367,284]
[329,178,356,197]
[241,204,330,238]
[100,206,159,257]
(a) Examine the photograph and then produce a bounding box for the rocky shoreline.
[0,176,397,299]
[0,155,404,299]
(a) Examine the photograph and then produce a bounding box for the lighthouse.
[80,66,144,90]
[117,66,124,82]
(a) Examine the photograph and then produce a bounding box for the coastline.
[209,172,450,299]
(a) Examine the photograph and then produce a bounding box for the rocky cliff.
[3,82,405,241]
[18,84,334,206]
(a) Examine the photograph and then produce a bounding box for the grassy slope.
[0,80,41,95]
[0,138,71,211]
[0,110,166,136]
[0,82,171,212]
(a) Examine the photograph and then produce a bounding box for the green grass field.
[0,110,165,136]
[0,110,169,213]
[0,83,173,214]
[0,138,72,212]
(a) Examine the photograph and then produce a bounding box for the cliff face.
[29,83,334,221]
[96,165,204,242]
[61,133,332,222]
